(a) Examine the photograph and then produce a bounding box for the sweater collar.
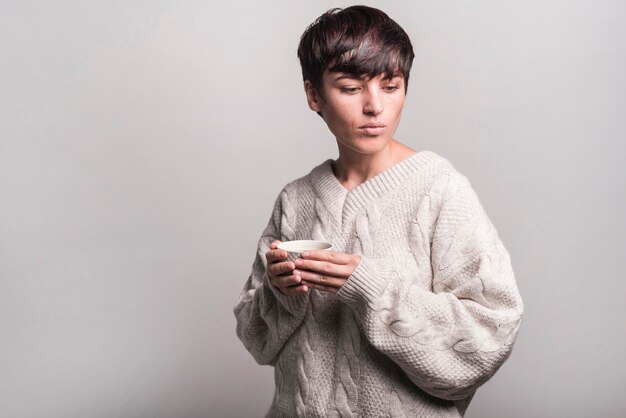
[310,150,438,222]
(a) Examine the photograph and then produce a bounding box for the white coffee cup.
[277,240,334,262]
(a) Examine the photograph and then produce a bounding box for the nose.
[363,89,383,116]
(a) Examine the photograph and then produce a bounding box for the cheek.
[325,104,351,128]
[322,111,345,137]
[390,100,405,121]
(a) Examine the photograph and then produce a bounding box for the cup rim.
[277,240,333,253]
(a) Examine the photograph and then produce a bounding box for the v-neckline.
[328,151,423,193]
[309,150,438,225]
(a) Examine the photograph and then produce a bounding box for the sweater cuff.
[336,256,390,309]
[266,280,309,314]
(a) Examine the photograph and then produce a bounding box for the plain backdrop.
[1,1,625,417]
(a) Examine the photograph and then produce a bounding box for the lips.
[359,122,386,135]
[360,122,385,128]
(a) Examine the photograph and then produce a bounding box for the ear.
[304,80,323,113]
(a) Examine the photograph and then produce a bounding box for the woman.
[234,6,523,417]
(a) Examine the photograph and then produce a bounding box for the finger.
[300,250,352,265]
[281,284,309,296]
[270,240,281,250]
[293,269,345,289]
[271,273,302,288]
[267,249,288,262]
[268,260,295,277]
[301,280,337,294]
[294,258,353,277]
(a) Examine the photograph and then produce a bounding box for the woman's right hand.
[266,240,309,296]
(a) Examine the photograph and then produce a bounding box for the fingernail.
[302,252,309,257]
[281,252,287,258]
[295,259,303,265]
[293,269,300,275]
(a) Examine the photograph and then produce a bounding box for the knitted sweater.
[234,150,523,417]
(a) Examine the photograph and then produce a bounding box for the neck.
[332,140,416,190]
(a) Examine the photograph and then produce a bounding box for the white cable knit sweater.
[234,150,523,417]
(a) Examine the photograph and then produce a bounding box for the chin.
[337,134,392,154]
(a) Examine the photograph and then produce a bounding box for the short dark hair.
[297,5,415,94]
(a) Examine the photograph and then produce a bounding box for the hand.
[266,240,309,296]
[293,250,361,294]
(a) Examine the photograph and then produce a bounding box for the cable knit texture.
[234,150,523,417]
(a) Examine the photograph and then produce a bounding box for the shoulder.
[400,151,485,218]
[402,150,467,191]
[274,159,333,206]
[422,155,490,231]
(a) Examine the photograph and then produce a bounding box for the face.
[305,70,406,157]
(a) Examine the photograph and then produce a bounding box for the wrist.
[335,256,391,308]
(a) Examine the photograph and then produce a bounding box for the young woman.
[234,6,523,417]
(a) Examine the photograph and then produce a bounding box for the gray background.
[1,0,624,417]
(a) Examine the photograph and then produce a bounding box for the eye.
[383,85,400,93]
[340,86,360,94]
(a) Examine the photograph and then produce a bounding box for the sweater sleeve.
[233,186,310,366]
[335,172,524,401]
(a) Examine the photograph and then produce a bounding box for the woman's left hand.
[292,250,361,294]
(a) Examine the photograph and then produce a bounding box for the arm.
[302,172,523,400]
[233,187,310,366]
